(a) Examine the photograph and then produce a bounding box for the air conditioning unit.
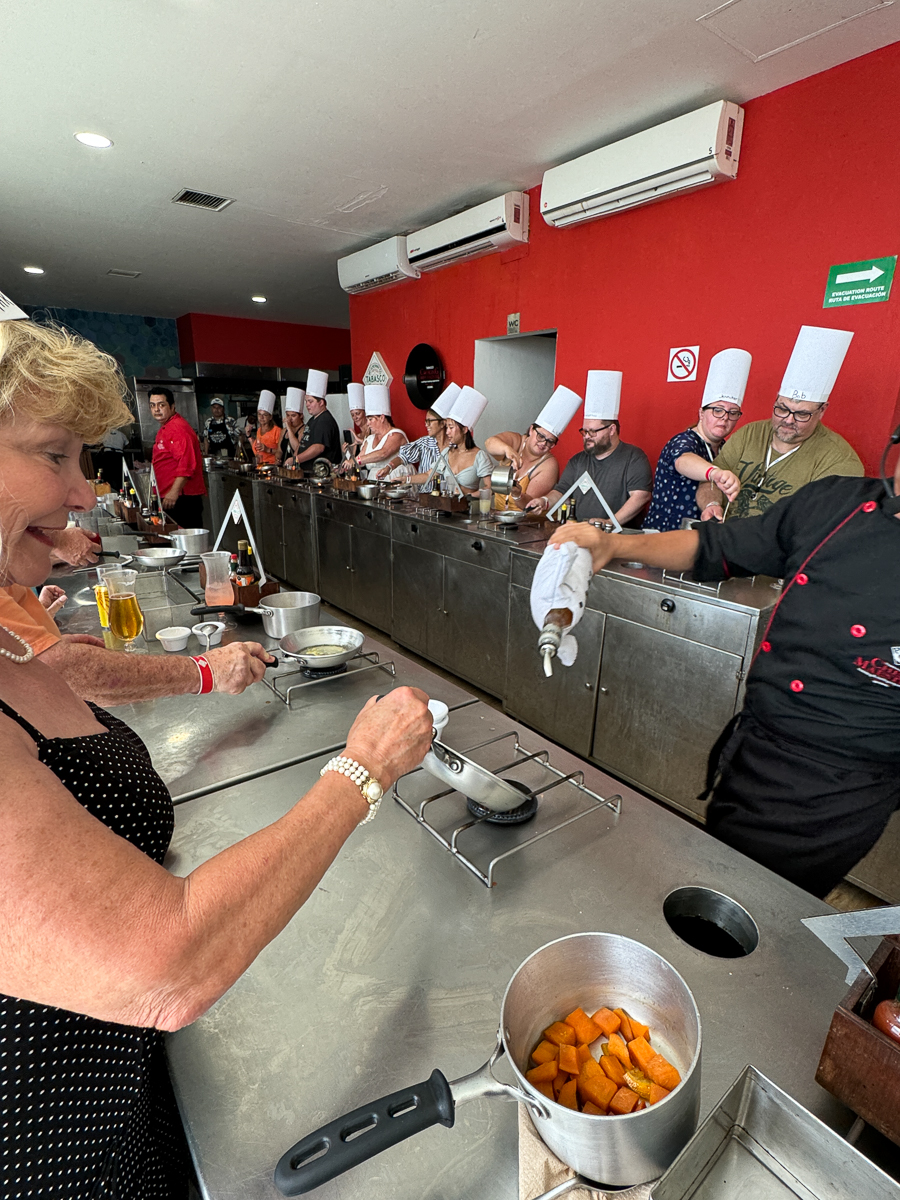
[337,236,420,294]
[407,192,529,272]
[540,100,744,229]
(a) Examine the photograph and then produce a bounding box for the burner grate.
[260,650,395,706]
[394,730,621,887]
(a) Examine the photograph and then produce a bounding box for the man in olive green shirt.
[695,398,863,521]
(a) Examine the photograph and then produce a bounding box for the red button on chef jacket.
[152,412,206,497]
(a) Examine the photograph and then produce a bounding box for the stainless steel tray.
[651,1065,900,1200]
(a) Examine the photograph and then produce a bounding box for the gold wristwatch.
[320,756,384,824]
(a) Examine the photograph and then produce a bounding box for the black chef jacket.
[694,475,900,763]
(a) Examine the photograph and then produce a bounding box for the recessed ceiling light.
[251,295,267,303]
[75,132,113,148]
[23,266,44,275]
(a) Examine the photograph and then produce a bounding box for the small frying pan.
[421,740,536,813]
[276,625,366,669]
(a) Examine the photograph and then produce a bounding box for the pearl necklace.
[0,623,35,664]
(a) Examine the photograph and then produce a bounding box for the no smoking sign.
[667,345,700,382]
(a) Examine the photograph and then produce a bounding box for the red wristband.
[190,655,215,695]
[705,466,715,481]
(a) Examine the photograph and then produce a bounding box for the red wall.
[177,312,351,370]
[350,43,900,475]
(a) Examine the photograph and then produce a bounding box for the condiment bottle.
[873,984,900,1044]
[538,606,574,678]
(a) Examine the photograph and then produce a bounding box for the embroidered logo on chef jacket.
[855,655,900,689]
[892,646,900,667]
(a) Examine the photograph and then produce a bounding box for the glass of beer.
[105,569,144,652]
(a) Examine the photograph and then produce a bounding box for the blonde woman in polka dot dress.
[0,320,434,1199]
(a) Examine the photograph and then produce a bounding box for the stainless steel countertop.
[50,550,474,803]
[165,701,852,1200]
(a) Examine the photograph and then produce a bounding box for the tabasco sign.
[362,352,393,387]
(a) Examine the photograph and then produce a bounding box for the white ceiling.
[2,0,898,329]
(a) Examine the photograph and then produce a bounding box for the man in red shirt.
[149,387,206,527]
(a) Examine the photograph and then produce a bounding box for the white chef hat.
[584,371,622,421]
[364,384,391,416]
[347,382,365,409]
[431,382,461,419]
[285,386,305,413]
[257,389,276,414]
[534,385,583,439]
[701,349,752,408]
[779,326,854,405]
[306,368,329,400]
[449,385,488,429]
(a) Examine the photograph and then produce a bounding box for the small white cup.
[427,699,449,737]
[155,626,191,652]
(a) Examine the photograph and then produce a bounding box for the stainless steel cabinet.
[315,505,392,631]
[348,526,392,631]
[442,556,509,696]
[254,483,285,579]
[316,517,352,609]
[591,616,743,818]
[505,584,605,758]
[282,490,316,593]
[391,541,444,655]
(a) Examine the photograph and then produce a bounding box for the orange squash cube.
[591,1007,621,1037]
[599,1054,626,1086]
[608,1086,639,1115]
[526,1060,558,1085]
[607,1033,632,1069]
[578,1069,617,1111]
[576,1043,593,1065]
[614,1008,635,1042]
[645,1053,681,1092]
[648,1082,671,1106]
[629,1017,650,1041]
[582,1100,605,1115]
[626,1036,656,1076]
[544,1021,577,1047]
[558,1043,580,1075]
[564,1007,603,1045]
[534,1080,555,1102]
[558,1078,579,1110]
[531,1040,559,1066]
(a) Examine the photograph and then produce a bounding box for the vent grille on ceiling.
[171,188,235,212]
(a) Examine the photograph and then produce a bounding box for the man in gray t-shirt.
[528,418,652,525]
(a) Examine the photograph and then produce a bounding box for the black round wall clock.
[404,343,445,410]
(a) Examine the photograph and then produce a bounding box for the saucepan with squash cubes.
[274,932,701,1195]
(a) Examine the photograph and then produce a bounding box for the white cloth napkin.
[517,1106,655,1200]
[529,542,593,666]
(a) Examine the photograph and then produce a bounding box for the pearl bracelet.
[320,755,384,824]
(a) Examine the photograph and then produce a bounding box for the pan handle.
[273,1069,455,1196]
[190,604,250,617]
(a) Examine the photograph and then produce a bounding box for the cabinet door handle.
[599,686,609,694]
[660,598,676,613]
[411,523,419,534]
[366,512,373,520]
[585,682,593,690]
[471,540,483,551]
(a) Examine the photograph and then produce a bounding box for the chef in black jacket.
[549,435,900,898]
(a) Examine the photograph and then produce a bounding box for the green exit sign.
[823,256,896,307]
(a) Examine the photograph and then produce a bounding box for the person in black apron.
[548,435,900,899]
[202,399,236,457]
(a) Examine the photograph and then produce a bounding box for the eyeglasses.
[705,406,742,421]
[773,402,816,424]
[530,426,558,448]
[579,423,614,435]
[424,417,442,426]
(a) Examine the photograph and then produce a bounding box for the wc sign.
[667,345,699,382]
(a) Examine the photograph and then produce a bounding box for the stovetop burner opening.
[301,662,349,679]
[466,779,538,825]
